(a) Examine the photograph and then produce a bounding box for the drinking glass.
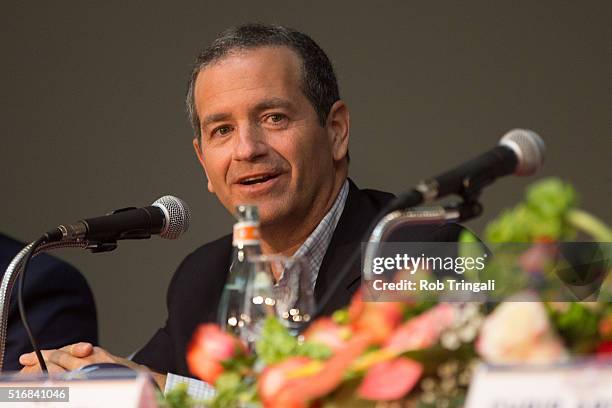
[241,254,314,346]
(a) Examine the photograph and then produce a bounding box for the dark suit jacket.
[0,233,98,371]
[133,180,462,377]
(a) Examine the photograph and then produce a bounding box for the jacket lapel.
[314,179,392,315]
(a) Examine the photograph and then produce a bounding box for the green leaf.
[255,317,333,364]
[255,317,299,365]
[484,178,580,242]
[216,372,241,392]
[403,302,434,320]
[159,383,195,408]
[208,372,259,408]
[332,309,350,325]
[525,178,577,218]
[298,341,333,360]
[547,302,601,353]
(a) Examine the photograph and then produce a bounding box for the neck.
[259,172,347,256]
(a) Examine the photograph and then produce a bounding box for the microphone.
[43,195,191,243]
[392,129,545,209]
[315,129,545,318]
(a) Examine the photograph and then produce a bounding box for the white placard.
[0,372,157,407]
[466,360,612,408]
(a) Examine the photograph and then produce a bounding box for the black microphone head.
[499,129,546,176]
[152,196,191,240]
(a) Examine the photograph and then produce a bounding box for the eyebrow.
[253,98,294,112]
[201,112,232,128]
[201,98,295,128]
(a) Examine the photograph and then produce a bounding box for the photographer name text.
[371,279,496,293]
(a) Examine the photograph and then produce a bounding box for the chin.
[255,202,293,227]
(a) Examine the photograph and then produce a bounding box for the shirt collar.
[292,179,349,287]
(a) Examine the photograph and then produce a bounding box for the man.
[19,24,461,390]
[0,232,98,371]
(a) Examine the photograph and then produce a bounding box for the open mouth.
[238,174,278,185]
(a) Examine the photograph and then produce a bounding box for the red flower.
[357,358,423,401]
[599,316,612,339]
[186,324,246,384]
[303,317,349,352]
[348,289,365,322]
[597,341,612,356]
[274,335,370,408]
[262,334,372,407]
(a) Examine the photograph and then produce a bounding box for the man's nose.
[232,123,268,161]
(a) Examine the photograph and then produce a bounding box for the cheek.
[280,128,332,173]
[205,158,231,202]
[202,150,231,186]
[298,136,334,177]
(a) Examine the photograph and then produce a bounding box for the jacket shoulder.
[165,234,232,320]
[171,234,232,280]
[359,188,396,209]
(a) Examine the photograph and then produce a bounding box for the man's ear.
[326,100,350,162]
[192,137,215,193]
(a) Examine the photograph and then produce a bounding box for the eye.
[264,113,288,125]
[212,125,233,137]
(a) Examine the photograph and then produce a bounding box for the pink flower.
[186,324,246,384]
[476,297,568,364]
[385,304,455,352]
[303,317,349,352]
[357,358,423,401]
[258,357,312,408]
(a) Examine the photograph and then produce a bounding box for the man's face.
[192,46,340,226]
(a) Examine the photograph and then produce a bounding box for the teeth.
[241,175,273,185]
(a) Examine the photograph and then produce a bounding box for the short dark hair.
[186,23,340,141]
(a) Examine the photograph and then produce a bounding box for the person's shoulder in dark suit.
[0,233,98,371]
[132,234,232,375]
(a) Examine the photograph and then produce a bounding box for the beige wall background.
[1,1,610,355]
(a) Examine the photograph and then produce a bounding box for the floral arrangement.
[162,178,612,408]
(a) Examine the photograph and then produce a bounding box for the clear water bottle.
[217,204,262,336]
